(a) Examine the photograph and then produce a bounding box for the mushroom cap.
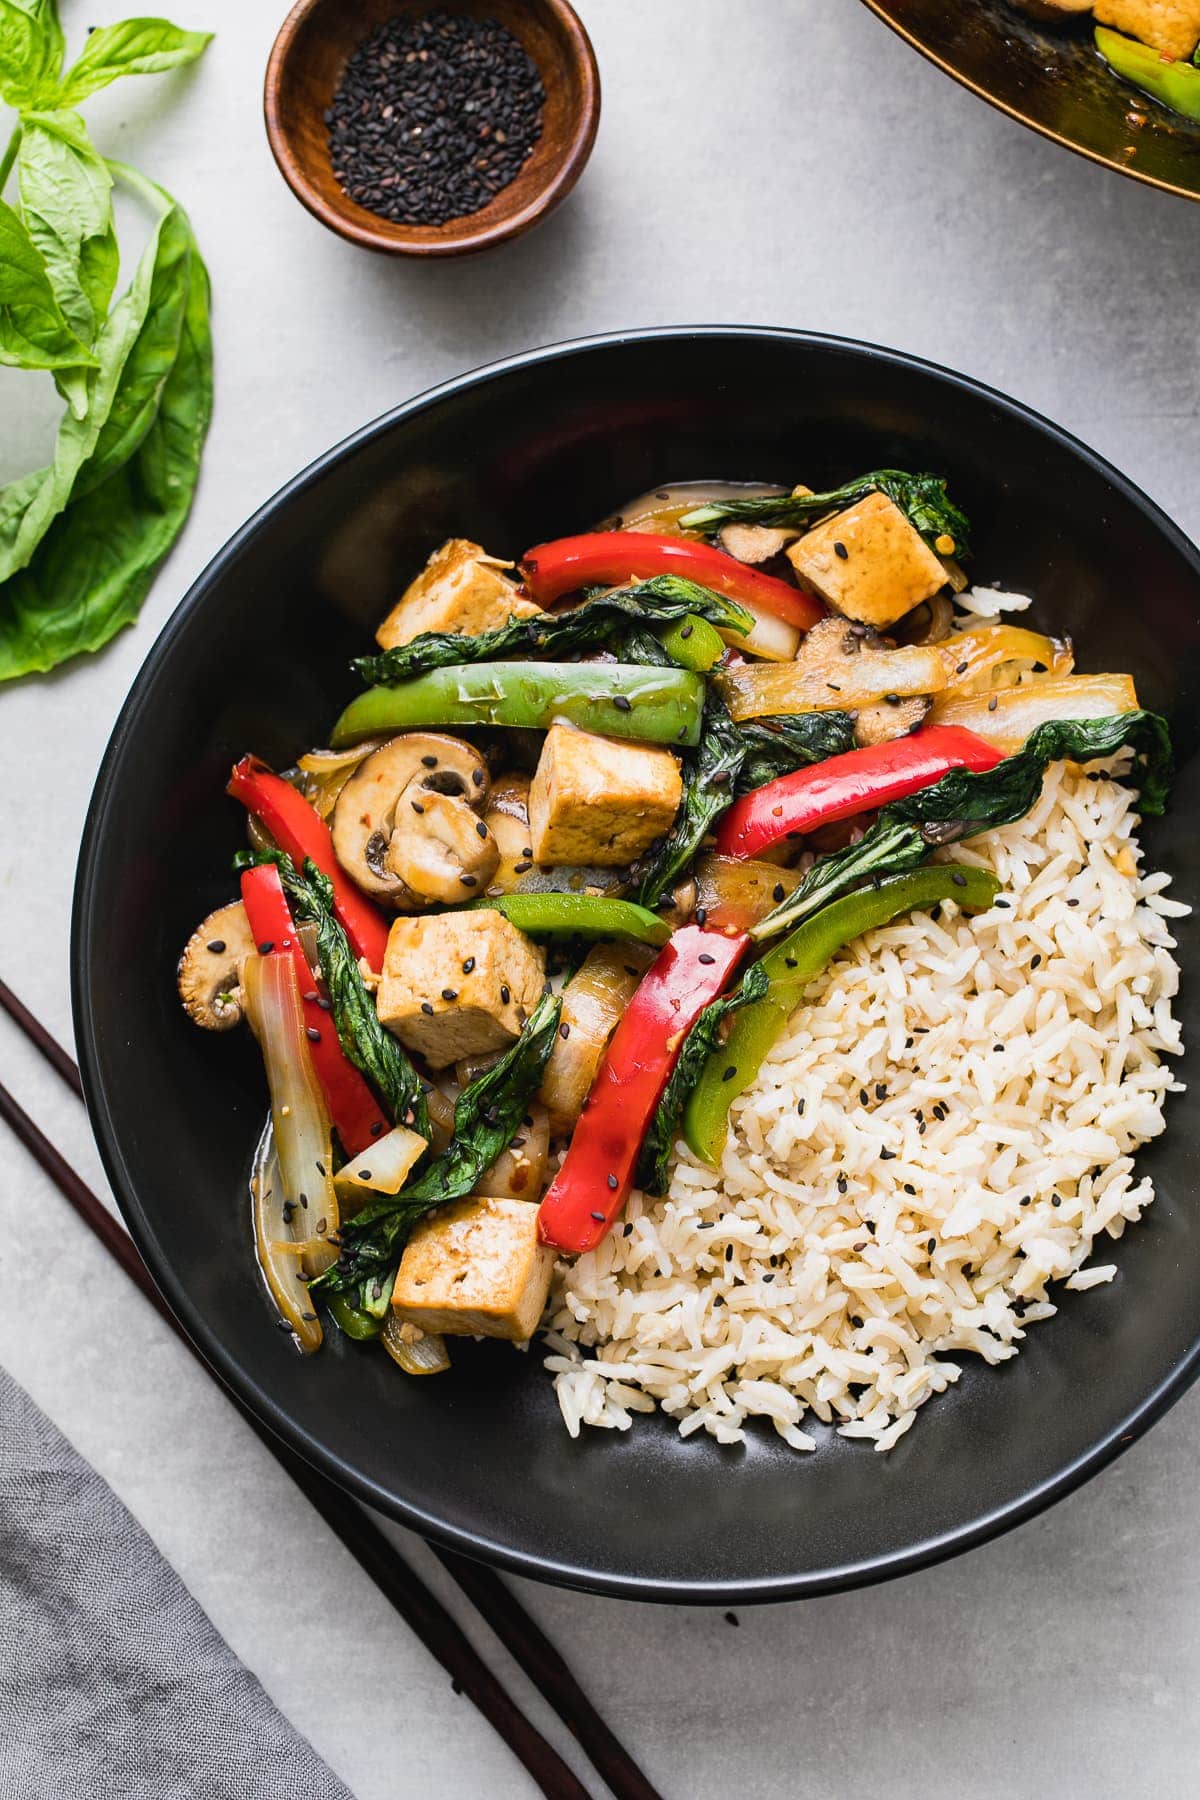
[178,901,257,1030]
[330,732,491,905]
[387,788,500,904]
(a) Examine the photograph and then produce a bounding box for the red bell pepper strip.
[713,725,1004,861]
[227,756,390,973]
[537,927,748,1255]
[240,864,390,1154]
[521,532,824,633]
[240,864,389,1157]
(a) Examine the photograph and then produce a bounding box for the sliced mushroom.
[178,901,257,1030]
[479,773,626,900]
[330,732,492,907]
[387,788,500,903]
[854,696,932,746]
[718,522,796,565]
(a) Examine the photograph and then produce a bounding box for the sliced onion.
[893,592,955,646]
[719,599,801,663]
[939,625,1073,697]
[249,1119,323,1353]
[929,673,1138,752]
[694,854,802,933]
[606,480,785,538]
[539,941,655,1137]
[298,738,390,776]
[243,952,341,1351]
[334,1124,428,1214]
[424,1080,457,1153]
[382,1311,451,1375]
[479,1101,550,1200]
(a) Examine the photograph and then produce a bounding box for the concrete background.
[2,2,1199,1795]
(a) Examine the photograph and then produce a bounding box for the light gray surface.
[2,3,1199,1797]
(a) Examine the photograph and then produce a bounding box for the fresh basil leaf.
[0,0,64,107]
[0,186,190,581]
[0,193,95,376]
[0,192,211,680]
[56,16,212,103]
[17,111,117,348]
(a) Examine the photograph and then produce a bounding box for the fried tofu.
[1094,0,1200,58]
[375,538,543,650]
[376,910,545,1068]
[392,1196,554,1341]
[528,724,682,868]
[787,492,948,630]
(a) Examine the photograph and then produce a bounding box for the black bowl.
[74,329,1200,1602]
[862,0,1200,202]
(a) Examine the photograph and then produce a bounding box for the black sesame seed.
[607,1173,618,1190]
[725,1244,734,1262]
[500,985,510,1004]
[560,1022,571,1040]
[410,800,425,815]
[951,871,967,888]
[441,987,458,1001]
[698,952,716,965]
[722,1065,737,1082]
[1066,897,1079,908]
[206,939,226,954]
[875,1082,887,1101]
[796,1098,805,1115]
[460,874,478,887]
[955,661,969,675]
[680,623,694,639]
[257,941,274,955]
[837,1175,848,1194]
[357,1171,372,1183]
[1031,954,1042,968]
[879,1148,895,1161]
[859,1088,869,1106]
[613,695,633,713]
[462,957,476,974]
[476,820,488,838]
[833,541,849,560]
[903,1183,916,1196]
[370,1120,384,1136]
[772,883,785,902]
[306,1026,321,1043]
[695,907,708,926]
[421,754,438,768]
[590,1210,604,1222]
[420,1001,435,1015]
[513,861,533,873]
[472,767,485,787]
[988,695,999,712]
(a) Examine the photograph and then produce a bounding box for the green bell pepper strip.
[658,614,727,672]
[682,864,1001,1167]
[326,1294,384,1340]
[468,892,672,946]
[330,661,706,749]
[1095,27,1200,120]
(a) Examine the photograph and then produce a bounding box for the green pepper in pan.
[1095,27,1200,122]
[468,892,672,946]
[330,661,706,749]
[682,864,1002,1167]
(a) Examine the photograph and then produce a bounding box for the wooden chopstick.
[0,993,665,1800]
[0,1076,590,1800]
[0,983,662,1800]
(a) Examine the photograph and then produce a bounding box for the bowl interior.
[863,0,1200,200]
[266,0,598,253]
[75,331,1200,1601]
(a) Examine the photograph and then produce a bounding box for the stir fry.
[1017,1,1200,121]
[179,471,1171,1374]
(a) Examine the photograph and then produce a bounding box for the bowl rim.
[72,325,1200,1603]
[263,0,601,257]
[858,0,1200,204]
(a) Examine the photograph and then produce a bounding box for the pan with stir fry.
[178,469,1171,1378]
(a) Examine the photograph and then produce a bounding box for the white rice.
[544,756,1187,1451]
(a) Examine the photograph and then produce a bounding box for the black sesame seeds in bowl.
[329,12,545,229]
[264,0,601,258]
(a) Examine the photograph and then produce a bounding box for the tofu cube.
[392,1196,554,1341]
[528,725,682,868]
[376,538,543,650]
[1094,0,1200,59]
[377,910,545,1068]
[786,492,948,629]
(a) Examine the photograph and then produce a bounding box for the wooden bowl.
[860,0,1200,203]
[264,0,601,255]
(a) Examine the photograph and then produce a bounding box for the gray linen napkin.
[0,1367,354,1800]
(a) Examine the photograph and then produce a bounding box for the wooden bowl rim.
[263,0,601,256]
